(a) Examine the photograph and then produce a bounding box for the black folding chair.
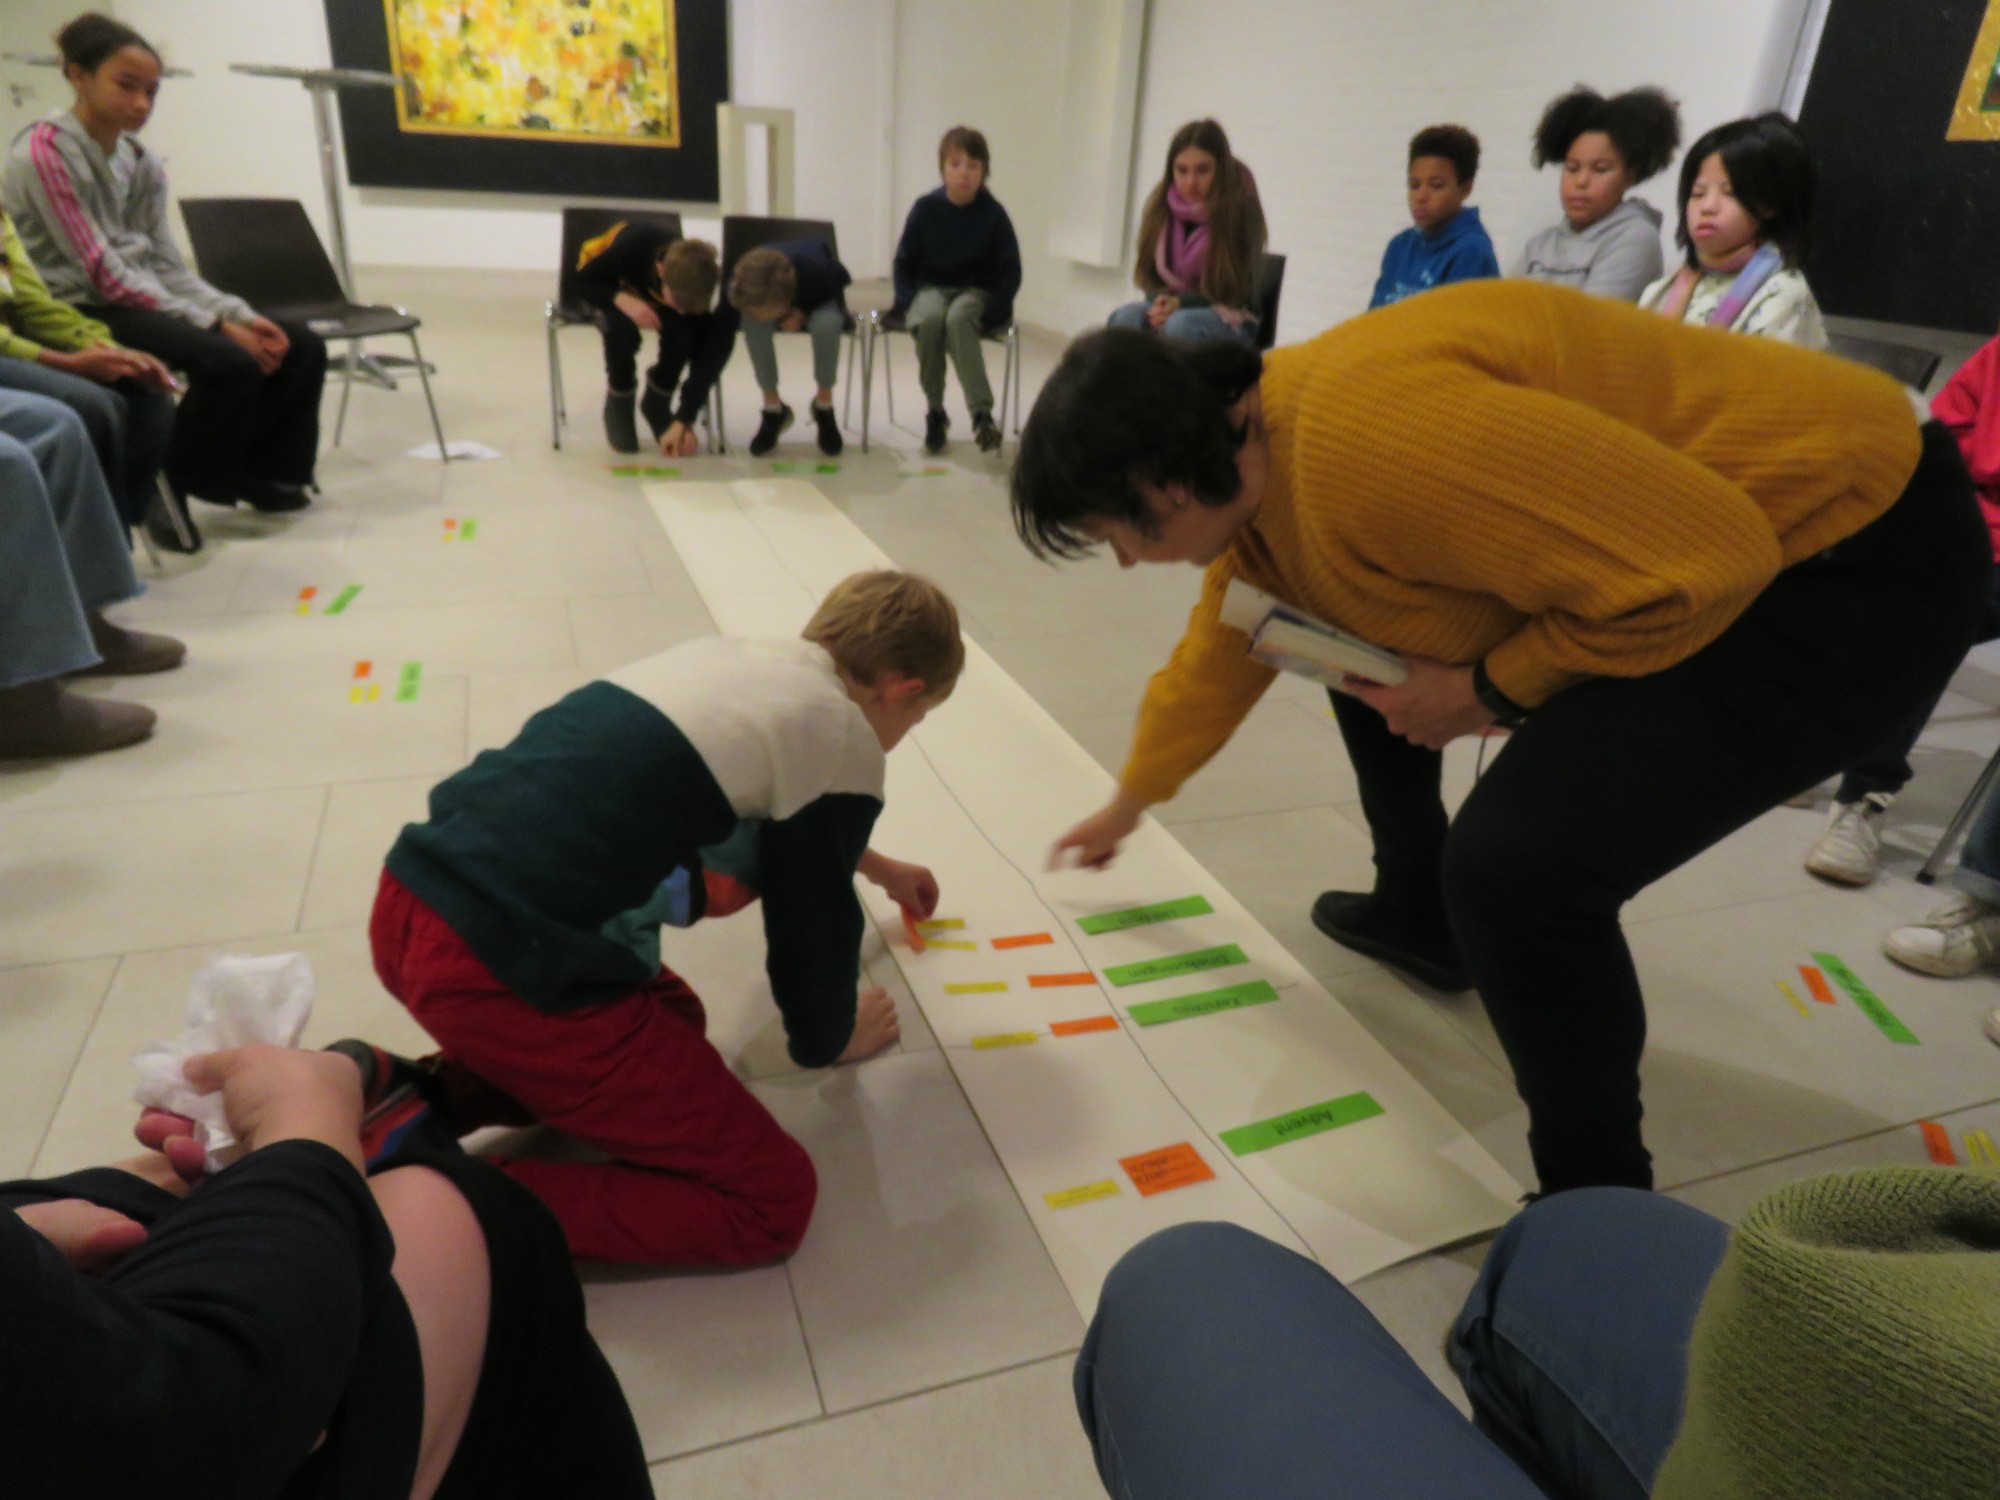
[180,197,448,458]
[1253,252,1288,353]
[718,216,862,442]
[1827,332,1944,393]
[860,304,1020,456]
[545,207,722,452]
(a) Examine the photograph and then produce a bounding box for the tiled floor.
[6,267,1998,1495]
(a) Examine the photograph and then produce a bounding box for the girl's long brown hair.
[1133,119,1267,310]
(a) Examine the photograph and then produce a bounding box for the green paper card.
[815,461,841,473]
[1810,951,1919,1044]
[1220,1093,1385,1156]
[396,661,423,703]
[1127,980,1279,1027]
[324,584,362,615]
[1103,943,1247,988]
[1078,896,1215,935]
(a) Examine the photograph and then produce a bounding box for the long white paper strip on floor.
[647,479,1521,1313]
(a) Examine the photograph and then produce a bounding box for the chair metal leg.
[547,316,564,449]
[859,317,874,455]
[155,475,197,552]
[407,330,450,460]
[712,381,726,452]
[883,334,897,426]
[1007,325,1023,434]
[843,330,858,429]
[135,519,162,569]
[334,337,358,445]
[1919,744,2000,883]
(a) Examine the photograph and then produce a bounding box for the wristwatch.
[1470,660,1529,730]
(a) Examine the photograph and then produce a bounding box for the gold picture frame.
[1949,1,2000,141]
[384,0,681,148]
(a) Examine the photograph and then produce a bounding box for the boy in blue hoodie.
[1368,124,1500,309]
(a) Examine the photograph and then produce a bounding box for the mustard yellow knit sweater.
[1121,280,1922,805]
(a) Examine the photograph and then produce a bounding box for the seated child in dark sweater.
[368,571,963,1265]
[727,238,854,457]
[1369,123,1500,309]
[573,222,736,456]
[891,125,1022,455]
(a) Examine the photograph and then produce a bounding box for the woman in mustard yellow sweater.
[1012,279,1990,1195]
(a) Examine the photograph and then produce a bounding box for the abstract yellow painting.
[385,0,680,147]
[1949,0,2000,141]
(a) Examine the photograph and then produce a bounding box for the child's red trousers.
[369,869,817,1264]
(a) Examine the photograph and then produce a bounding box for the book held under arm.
[1220,580,1408,692]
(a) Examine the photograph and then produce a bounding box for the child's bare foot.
[837,985,900,1061]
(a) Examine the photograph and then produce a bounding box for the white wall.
[106,0,896,285]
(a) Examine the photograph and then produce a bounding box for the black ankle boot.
[811,401,843,456]
[639,381,676,445]
[603,388,640,453]
[924,407,949,455]
[750,403,794,457]
[1310,890,1469,992]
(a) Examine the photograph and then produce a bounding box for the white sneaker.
[1883,894,2000,978]
[1804,793,1893,886]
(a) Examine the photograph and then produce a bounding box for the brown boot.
[0,679,155,758]
[72,612,186,677]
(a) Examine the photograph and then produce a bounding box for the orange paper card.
[901,910,926,954]
[1921,1119,1958,1166]
[1119,1142,1215,1197]
[1050,1016,1119,1037]
[352,661,373,679]
[1029,972,1098,989]
[993,932,1055,950]
[1799,965,1835,1004]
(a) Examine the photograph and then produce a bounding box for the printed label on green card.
[396,661,423,703]
[1077,896,1215,935]
[1220,1092,1385,1156]
[1103,944,1247,988]
[1810,952,1920,1044]
[1127,980,1280,1027]
[324,584,362,615]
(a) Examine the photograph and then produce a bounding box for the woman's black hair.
[1531,85,1681,181]
[1011,329,1264,560]
[55,12,159,73]
[1673,112,1816,268]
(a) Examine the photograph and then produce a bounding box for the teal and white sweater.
[387,638,883,1066]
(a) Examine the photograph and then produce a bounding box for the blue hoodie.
[1368,206,1499,310]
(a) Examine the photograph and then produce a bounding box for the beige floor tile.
[226,533,653,615]
[648,1353,1103,1499]
[463,666,597,754]
[585,1262,823,1463]
[31,925,430,1178]
[760,1052,1084,1413]
[0,787,325,968]
[0,958,119,1176]
[567,594,719,673]
[300,776,437,931]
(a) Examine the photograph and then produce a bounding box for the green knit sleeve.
[2,215,111,357]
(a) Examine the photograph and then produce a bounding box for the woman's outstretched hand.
[1345,657,1496,750]
[1050,790,1148,871]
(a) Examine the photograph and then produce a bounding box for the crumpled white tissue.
[132,953,315,1172]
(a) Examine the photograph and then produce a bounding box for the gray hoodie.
[1,111,252,327]
[1509,196,1664,304]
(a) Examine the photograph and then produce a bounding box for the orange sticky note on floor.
[993,932,1055,950]
[298,586,318,601]
[1051,1016,1119,1037]
[901,910,925,953]
[1920,1120,1958,1165]
[1029,972,1098,989]
[1799,965,1836,1004]
[1120,1142,1215,1197]
[353,660,373,679]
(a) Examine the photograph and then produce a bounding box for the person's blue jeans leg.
[1160,306,1257,344]
[1106,300,1152,331]
[1077,1222,1549,1500]
[0,388,137,619]
[0,429,101,686]
[1448,1188,1730,1500]
[0,357,160,527]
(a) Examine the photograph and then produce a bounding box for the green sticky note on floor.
[1078,896,1215,936]
[1128,979,1279,1027]
[396,661,423,703]
[458,519,478,541]
[323,584,362,615]
[1104,944,1247,988]
[1810,951,1919,1044]
[770,460,801,473]
[815,461,841,473]
[1221,1092,1385,1156]
[608,465,679,476]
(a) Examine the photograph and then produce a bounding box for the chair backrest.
[1254,253,1287,353]
[720,216,840,290]
[1827,331,1944,392]
[179,198,347,314]
[555,206,684,312]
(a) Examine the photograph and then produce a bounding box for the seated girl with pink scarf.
[1108,119,1268,346]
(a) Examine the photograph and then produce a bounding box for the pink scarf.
[1153,183,1208,295]
[1653,241,1784,329]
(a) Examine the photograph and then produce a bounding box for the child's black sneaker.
[749,403,794,457]
[325,1039,454,1165]
[972,409,1001,453]
[924,407,949,455]
[603,389,640,453]
[638,380,677,445]
[811,401,843,456]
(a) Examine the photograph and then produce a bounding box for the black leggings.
[1331,424,1993,1193]
[85,305,327,502]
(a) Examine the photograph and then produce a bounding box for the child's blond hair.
[805,571,964,701]
[728,247,798,313]
[658,238,720,311]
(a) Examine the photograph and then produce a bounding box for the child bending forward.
[368,572,963,1264]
